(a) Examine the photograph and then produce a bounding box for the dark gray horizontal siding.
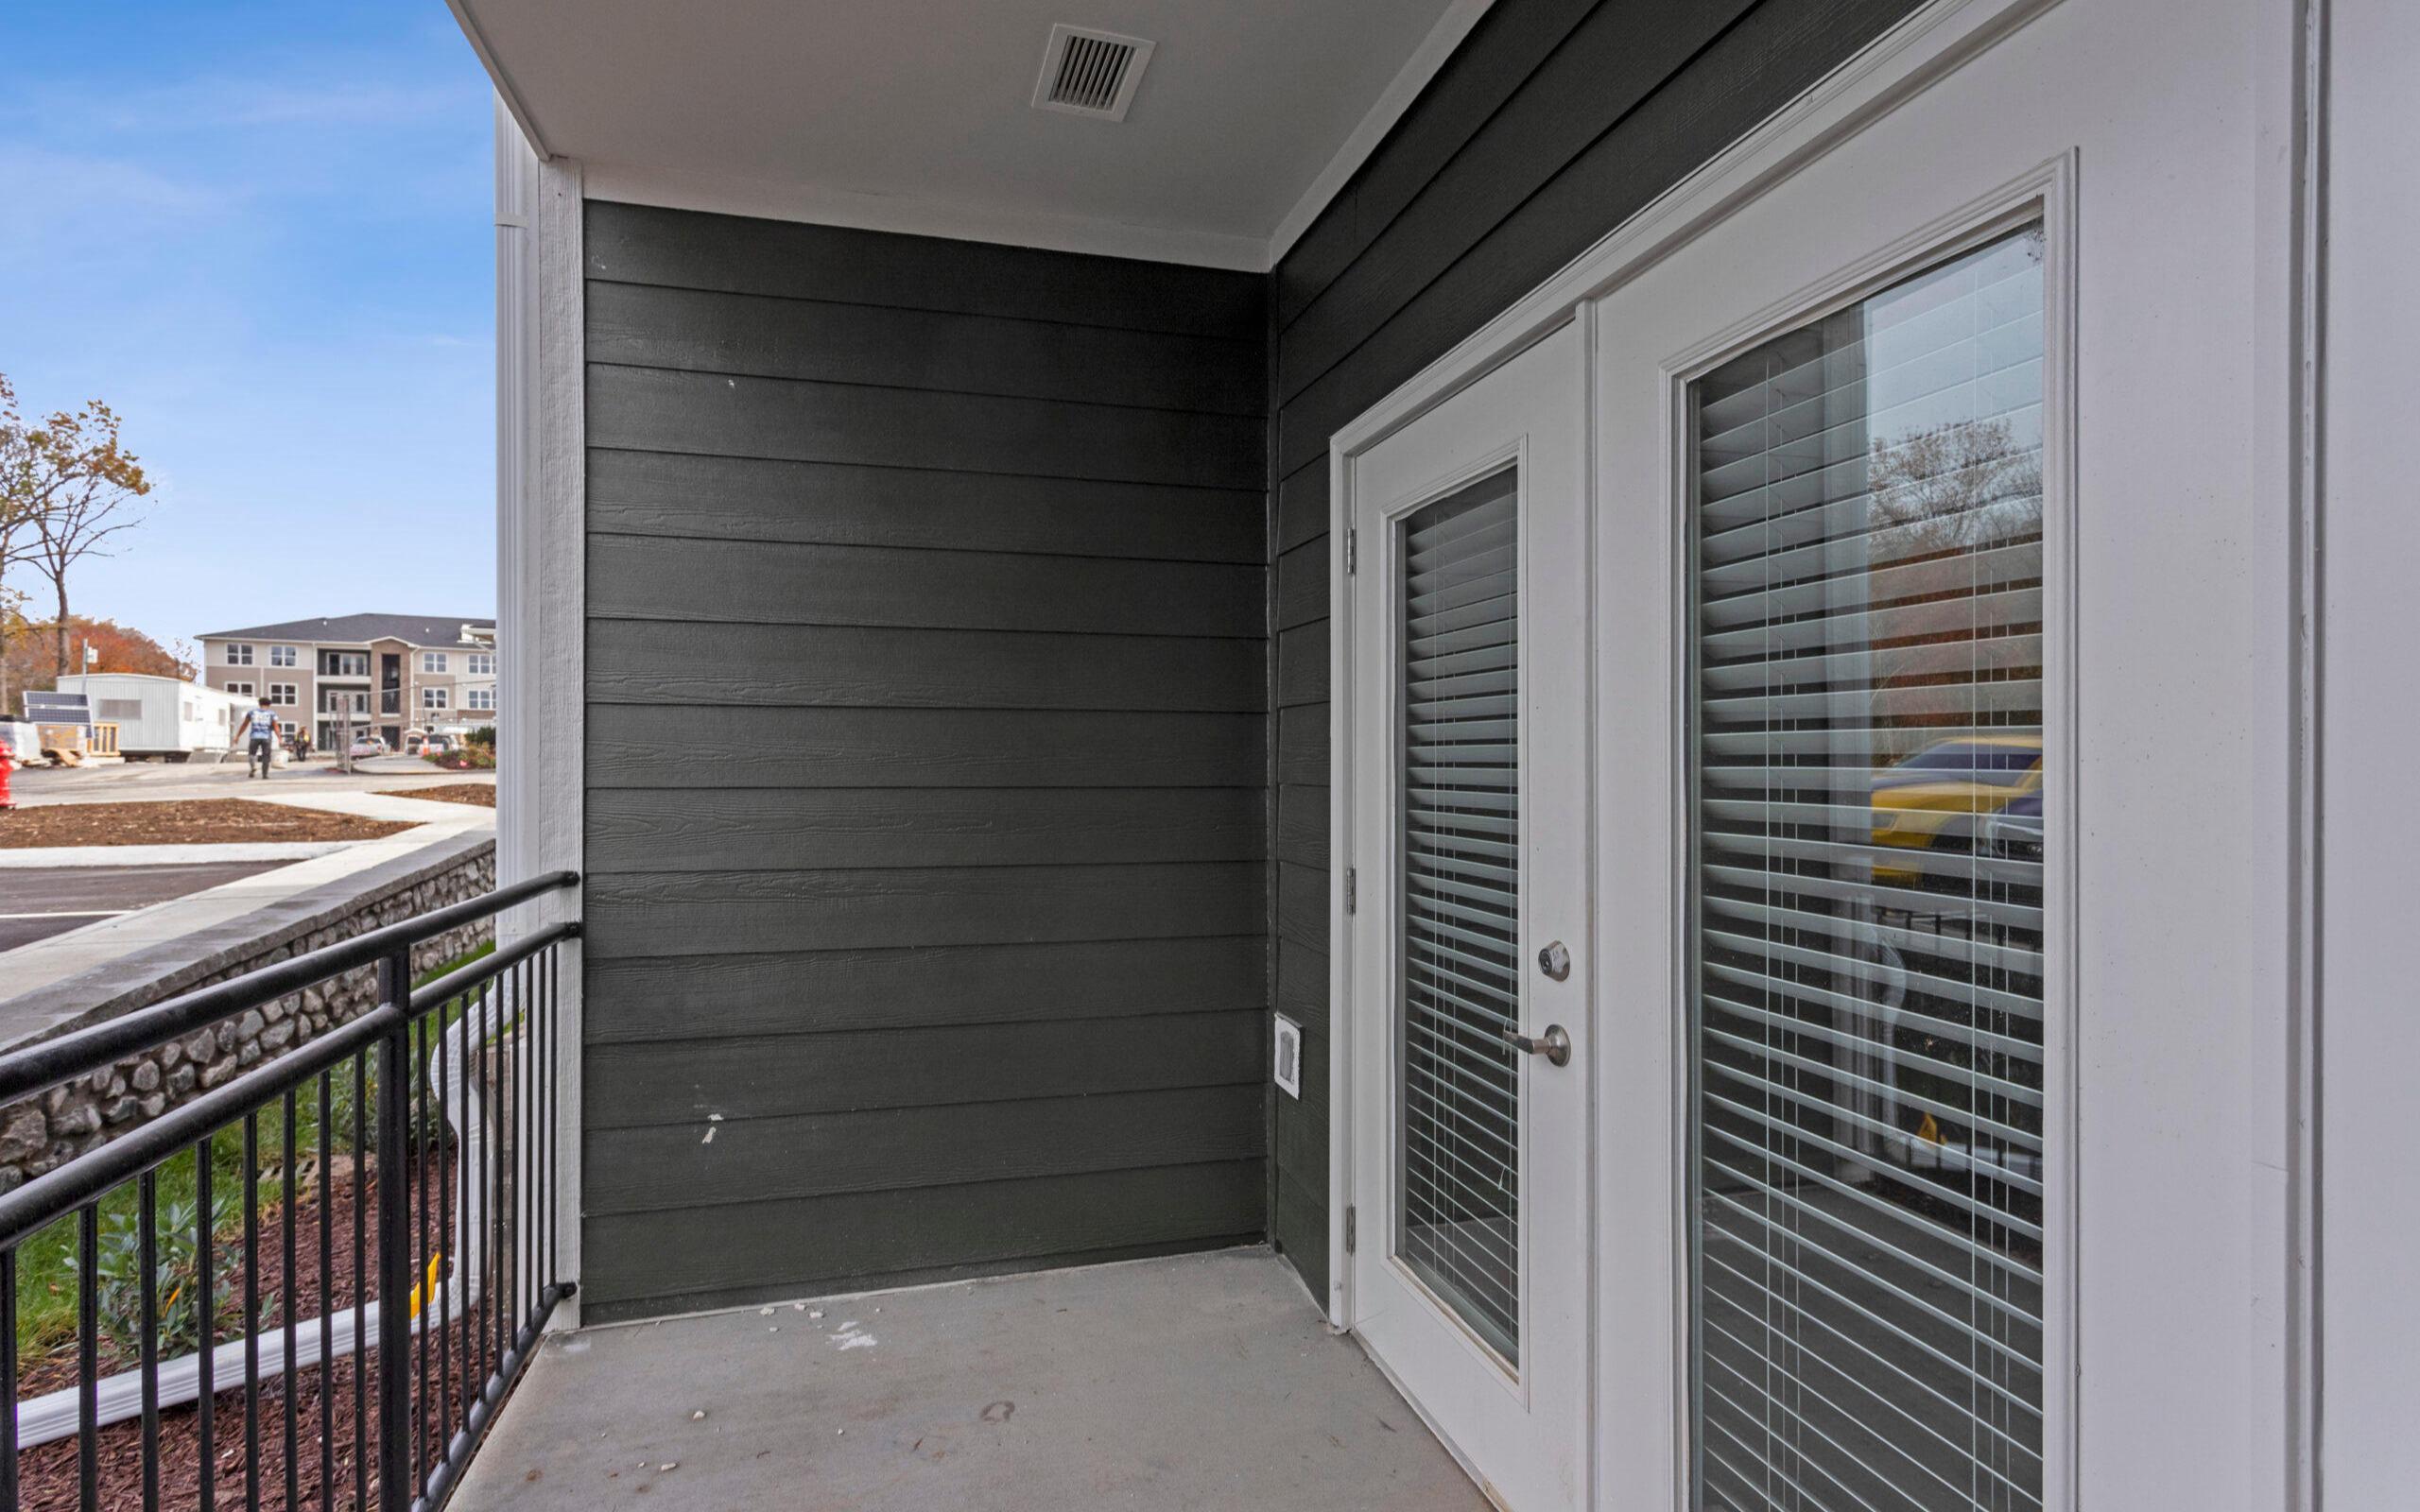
[586,1010,1263,1127]
[588,706,1264,789]
[581,1161,1265,1325]
[586,1086,1266,1214]
[586,862,1266,959]
[586,936,1266,1044]
[589,533,1261,637]
[588,450,1261,562]
[1264,0,1923,1300]
[586,200,1264,338]
[587,621,1262,712]
[592,364,1263,490]
[581,199,1268,1316]
[588,280,1263,416]
[588,786,1263,872]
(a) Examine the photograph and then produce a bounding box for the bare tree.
[22,395,151,681]
[0,376,60,710]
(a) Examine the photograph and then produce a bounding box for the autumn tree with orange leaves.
[0,373,155,704]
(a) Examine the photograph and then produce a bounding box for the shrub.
[69,1190,245,1357]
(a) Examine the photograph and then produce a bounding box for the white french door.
[1333,2,2282,1507]
[1341,320,1591,1512]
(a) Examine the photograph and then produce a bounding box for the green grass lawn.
[11,940,496,1365]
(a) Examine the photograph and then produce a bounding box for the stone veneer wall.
[0,840,496,1191]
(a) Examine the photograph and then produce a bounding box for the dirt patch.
[0,800,415,850]
[374,784,495,810]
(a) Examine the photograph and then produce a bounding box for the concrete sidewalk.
[0,807,493,1048]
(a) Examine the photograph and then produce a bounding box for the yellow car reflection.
[1870,735,2043,884]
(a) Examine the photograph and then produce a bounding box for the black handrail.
[0,871,579,1512]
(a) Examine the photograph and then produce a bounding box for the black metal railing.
[0,871,579,1511]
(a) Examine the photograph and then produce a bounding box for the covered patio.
[452,1249,1485,1511]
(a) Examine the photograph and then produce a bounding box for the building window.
[268,645,297,667]
[279,721,297,737]
[466,652,494,677]
[465,687,495,712]
[226,644,253,666]
[321,690,367,714]
[423,688,449,710]
[422,652,448,673]
[268,684,299,706]
[226,681,254,697]
[320,651,368,677]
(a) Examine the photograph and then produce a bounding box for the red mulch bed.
[0,801,414,850]
[372,785,494,810]
[15,1159,535,1511]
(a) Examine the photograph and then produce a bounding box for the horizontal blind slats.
[1688,224,2050,1510]
[1399,467,1524,1366]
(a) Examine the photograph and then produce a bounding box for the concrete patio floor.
[452,1246,1491,1512]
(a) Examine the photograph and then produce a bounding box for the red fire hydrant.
[0,747,14,811]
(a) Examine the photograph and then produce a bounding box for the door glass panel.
[1686,226,2048,1510]
[1399,466,1523,1366]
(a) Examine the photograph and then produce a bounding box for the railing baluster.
[140,1169,162,1512]
[350,1054,367,1512]
[538,944,553,1301]
[198,1136,216,1512]
[2,1249,20,1511]
[282,1088,299,1512]
[414,1008,431,1487]
[317,1070,334,1512]
[374,948,414,1512]
[436,992,452,1442]
[78,1200,98,1512]
[244,1113,260,1512]
[486,977,500,1393]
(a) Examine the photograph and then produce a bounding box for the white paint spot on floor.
[832,1320,877,1351]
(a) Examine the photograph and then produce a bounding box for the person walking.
[233,696,279,779]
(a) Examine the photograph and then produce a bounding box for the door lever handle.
[1503,1023,1571,1068]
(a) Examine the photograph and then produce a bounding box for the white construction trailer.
[53,673,249,760]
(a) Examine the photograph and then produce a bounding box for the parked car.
[1869,733,2043,884]
[349,736,388,759]
[1984,789,2045,864]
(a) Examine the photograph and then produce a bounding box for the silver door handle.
[1503,1024,1571,1068]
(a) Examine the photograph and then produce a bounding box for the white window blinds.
[1398,466,1523,1366]
[1687,226,2048,1512]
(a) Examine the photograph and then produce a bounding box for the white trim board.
[448,0,549,161]
[494,97,588,1328]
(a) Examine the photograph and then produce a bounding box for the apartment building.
[196,612,497,751]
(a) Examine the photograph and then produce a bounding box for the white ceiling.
[450,0,1482,268]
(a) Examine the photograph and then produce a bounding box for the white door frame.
[1324,0,2319,1505]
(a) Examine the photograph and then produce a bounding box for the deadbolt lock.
[1538,939,1571,981]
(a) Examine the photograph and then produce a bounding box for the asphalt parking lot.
[0,860,290,951]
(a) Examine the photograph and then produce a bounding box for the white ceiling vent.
[1031,25,1155,122]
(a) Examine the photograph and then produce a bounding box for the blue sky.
[0,2,494,657]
